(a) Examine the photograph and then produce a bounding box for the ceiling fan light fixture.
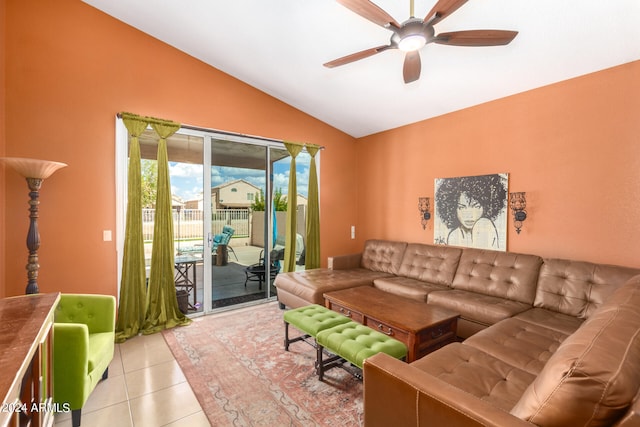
[327,0,517,83]
[398,34,427,52]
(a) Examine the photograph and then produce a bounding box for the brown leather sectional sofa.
[274,239,640,426]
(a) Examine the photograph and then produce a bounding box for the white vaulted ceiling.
[83,0,640,137]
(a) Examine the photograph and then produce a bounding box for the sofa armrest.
[53,323,89,407]
[56,294,116,334]
[328,253,362,270]
[363,353,532,427]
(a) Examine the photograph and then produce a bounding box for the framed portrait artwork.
[434,173,508,251]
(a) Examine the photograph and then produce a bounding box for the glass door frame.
[208,136,282,312]
[116,119,286,316]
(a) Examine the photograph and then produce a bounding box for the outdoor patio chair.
[213,225,238,261]
[244,248,284,289]
[178,225,238,260]
[274,233,305,265]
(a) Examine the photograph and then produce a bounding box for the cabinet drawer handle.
[431,328,445,339]
[339,308,351,317]
[378,324,393,336]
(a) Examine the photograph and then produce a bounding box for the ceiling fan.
[324,0,518,84]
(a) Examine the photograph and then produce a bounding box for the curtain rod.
[116,112,324,150]
[181,123,325,150]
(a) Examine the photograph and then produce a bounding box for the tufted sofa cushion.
[373,244,461,301]
[511,275,640,426]
[412,342,537,411]
[373,276,447,301]
[514,307,584,335]
[396,243,462,285]
[534,258,640,319]
[451,248,543,304]
[427,289,531,326]
[360,239,408,275]
[464,317,570,375]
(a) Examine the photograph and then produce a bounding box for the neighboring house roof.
[213,179,261,209]
[212,179,260,192]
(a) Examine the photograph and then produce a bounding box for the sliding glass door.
[210,139,265,308]
[118,120,308,316]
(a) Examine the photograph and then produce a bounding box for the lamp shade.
[0,157,67,179]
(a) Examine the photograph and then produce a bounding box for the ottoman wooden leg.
[316,344,325,380]
[284,320,290,351]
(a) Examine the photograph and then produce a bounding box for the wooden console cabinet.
[0,293,60,427]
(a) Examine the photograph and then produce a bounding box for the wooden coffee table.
[324,286,460,363]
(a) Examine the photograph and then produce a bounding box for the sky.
[168,152,312,203]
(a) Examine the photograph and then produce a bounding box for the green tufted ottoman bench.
[315,321,408,380]
[283,304,352,350]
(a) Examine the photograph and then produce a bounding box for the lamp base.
[26,282,39,295]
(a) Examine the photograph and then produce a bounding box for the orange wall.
[356,60,640,268]
[2,0,359,297]
[4,1,639,299]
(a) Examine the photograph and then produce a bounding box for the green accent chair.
[53,294,116,427]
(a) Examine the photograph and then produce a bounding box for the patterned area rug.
[162,302,363,426]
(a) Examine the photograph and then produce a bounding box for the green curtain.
[143,121,191,334]
[283,142,303,272]
[305,145,321,269]
[115,114,149,343]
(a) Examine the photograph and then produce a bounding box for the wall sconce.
[509,192,527,234]
[1,157,67,294]
[418,197,431,229]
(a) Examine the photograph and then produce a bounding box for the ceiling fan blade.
[403,51,421,84]
[336,0,400,29]
[424,0,468,25]
[323,45,392,68]
[434,30,518,46]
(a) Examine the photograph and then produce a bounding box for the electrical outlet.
[351,225,355,239]
[103,230,112,241]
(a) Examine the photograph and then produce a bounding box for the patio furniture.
[177,225,238,261]
[213,225,238,261]
[274,233,305,265]
[174,254,201,310]
[244,248,284,289]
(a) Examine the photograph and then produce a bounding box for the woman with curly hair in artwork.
[436,174,507,249]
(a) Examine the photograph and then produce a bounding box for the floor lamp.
[1,157,67,294]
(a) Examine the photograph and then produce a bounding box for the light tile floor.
[54,332,210,427]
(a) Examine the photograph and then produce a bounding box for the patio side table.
[174,254,201,310]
